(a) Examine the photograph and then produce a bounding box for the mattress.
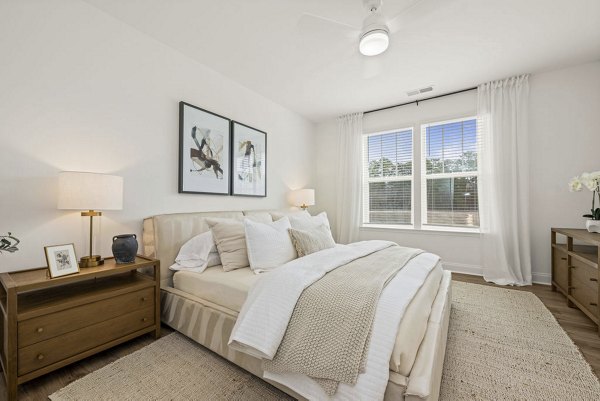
[173,260,443,377]
[173,266,259,312]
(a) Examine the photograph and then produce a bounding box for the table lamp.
[58,171,123,267]
[290,188,315,210]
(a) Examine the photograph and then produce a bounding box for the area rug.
[441,281,600,401]
[50,281,600,401]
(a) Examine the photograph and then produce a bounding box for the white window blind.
[421,117,480,228]
[362,128,413,225]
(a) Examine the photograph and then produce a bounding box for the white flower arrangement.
[569,171,600,220]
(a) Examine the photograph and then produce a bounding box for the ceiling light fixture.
[359,0,389,57]
[359,28,389,56]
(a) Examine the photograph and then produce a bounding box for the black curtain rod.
[364,86,477,115]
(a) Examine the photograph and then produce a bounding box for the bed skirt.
[160,271,451,401]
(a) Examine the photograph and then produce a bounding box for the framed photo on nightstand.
[44,243,80,278]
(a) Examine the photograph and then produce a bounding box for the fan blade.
[387,0,447,34]
[298,12,360,39]
[362,56,383,79]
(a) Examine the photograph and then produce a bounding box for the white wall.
[316,61,600,284]
[528,61,600,282]
[0,0,316,271]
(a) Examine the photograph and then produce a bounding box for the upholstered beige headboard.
[142,210,288,288]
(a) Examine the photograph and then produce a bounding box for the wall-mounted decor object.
[179,102,231,195]
[0,232,20,253]
[231,121,267,197]
[112,234,138,264]
[58,171,123,268]
[44,243,79,278]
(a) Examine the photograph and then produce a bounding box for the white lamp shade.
[58,171,123,210]
[290,189,315,207]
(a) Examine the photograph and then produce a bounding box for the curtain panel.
[478,75,532,285]
[335,112,364,244]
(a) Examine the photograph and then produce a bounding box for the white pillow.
[169,231,221,273]
[244,216,297,273]
[288,211,331,231]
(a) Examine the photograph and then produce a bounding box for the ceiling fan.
[299,0,431,57]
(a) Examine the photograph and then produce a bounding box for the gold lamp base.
[80,255,104,268]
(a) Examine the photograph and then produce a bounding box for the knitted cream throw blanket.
[263,245,423,395]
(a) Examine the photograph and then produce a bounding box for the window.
[421,117,480,228]
[362,129,413,225]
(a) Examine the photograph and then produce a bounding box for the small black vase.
[112,234,138,264]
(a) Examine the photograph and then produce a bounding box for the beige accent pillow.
[206,218,249,271]
[288,224,336,257]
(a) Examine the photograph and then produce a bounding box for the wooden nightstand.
[0,256,160,401]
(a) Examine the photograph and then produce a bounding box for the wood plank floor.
[1,274,599,400]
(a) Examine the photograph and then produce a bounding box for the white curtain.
[335,112,363,244]
[478,75,532,285]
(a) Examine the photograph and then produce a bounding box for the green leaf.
[595,208,600,220]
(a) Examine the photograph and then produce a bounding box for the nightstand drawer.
[18,306,154,376]
[19,287,154,348]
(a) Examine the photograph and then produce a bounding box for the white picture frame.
[44,243,80,278]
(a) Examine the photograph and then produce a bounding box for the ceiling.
[83,0,600,122]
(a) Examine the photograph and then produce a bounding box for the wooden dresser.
[551,228,599,335]
[0,256,160,401]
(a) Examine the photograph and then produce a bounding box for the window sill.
[360,224,480,236]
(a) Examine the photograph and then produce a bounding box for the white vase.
[586,219,600,233]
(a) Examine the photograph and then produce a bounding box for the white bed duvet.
[229,240,441,400]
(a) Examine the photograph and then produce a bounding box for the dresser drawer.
[571,277,599,319]
[552,249,569,290]
[18,306,154,376]
[570,258,599,291]
[19,287,154,348]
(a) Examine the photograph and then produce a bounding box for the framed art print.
[231,121,267,197]
[179,102,231,195]
[44,243,79,278]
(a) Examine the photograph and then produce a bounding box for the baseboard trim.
[531,272,552,285]
[442,262,482,277]
[442,262,552,286]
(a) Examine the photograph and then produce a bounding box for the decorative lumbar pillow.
[288,224,336,257]
[206,218,250,272]
[288,211,331,231]
[244,216,297,273]
[169,231,221,273]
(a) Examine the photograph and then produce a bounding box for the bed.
[143,210,451,401]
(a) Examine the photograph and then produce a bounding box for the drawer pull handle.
[590,278,598,282]
[141,297,147,302]
[142,317,148,322]
[36,327,44,333]
[561,257,567,261]
[591,302,598,307]
[37,354,44,361]
[569,265,576,269]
